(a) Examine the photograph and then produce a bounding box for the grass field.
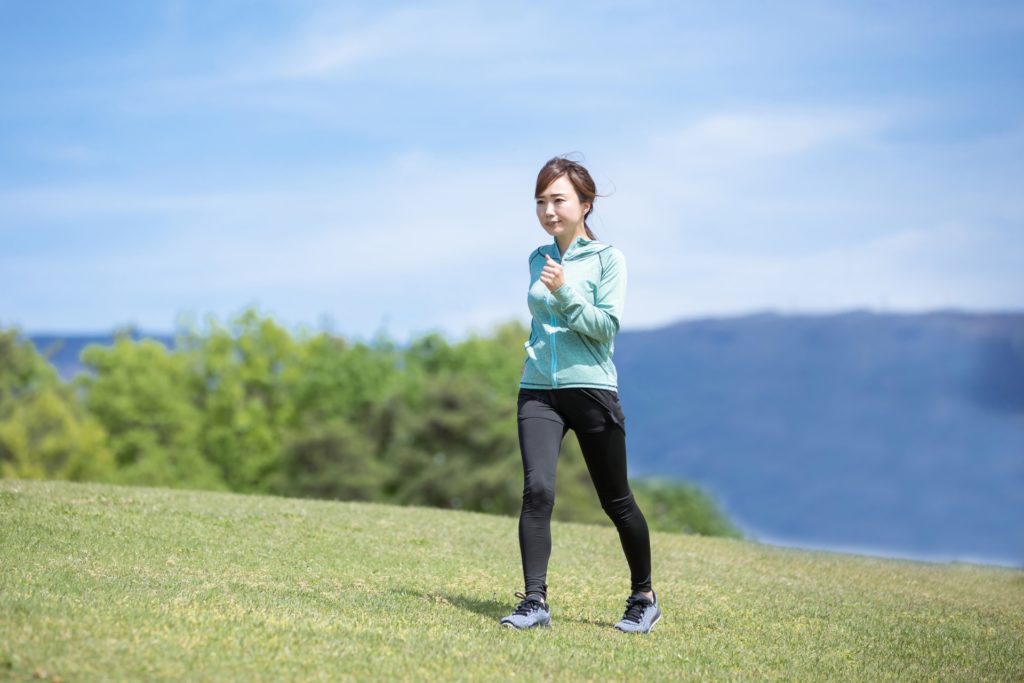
[1,479,1022,681]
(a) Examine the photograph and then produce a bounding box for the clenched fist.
[540,253,566,293]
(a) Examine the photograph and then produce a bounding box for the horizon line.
[9,305,1024,341]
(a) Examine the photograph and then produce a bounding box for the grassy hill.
[1,480,1021,681]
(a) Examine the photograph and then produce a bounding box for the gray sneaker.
[614,591,661,633]
[500,591,551,629]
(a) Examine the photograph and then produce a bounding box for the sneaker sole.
[615,610,662,633]
[647,611,662,632]
[500,620,552,629]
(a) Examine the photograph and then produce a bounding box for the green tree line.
[0,306,740,538]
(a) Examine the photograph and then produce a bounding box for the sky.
[2,1,1022,343]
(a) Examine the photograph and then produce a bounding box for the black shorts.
[517,387,626,434]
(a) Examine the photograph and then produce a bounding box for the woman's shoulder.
[588,238,623,256]
[598,243,626,266]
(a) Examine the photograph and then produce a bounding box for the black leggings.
[516,387,652,600]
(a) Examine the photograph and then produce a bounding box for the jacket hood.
[544,235,611,262]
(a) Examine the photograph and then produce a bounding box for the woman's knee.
[522,479,556,513]
[600,490,639,522]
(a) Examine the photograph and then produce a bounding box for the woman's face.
[536,174,590,240]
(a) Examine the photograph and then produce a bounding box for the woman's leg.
[575,426,653,593]
[516,412,567,601]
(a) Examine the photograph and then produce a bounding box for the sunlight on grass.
[1,480,1022,681]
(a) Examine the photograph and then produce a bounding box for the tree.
[77,335,223,490]
[0,328,115,481]
[269,417,392,501]
[175,307,301,493]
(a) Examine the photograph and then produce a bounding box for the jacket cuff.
[551,283,577,307]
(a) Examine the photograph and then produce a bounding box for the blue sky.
[2,1,1022,342]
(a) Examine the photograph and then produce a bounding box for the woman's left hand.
[541,254,565,292]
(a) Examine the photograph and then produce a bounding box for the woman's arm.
[549,248,626,344]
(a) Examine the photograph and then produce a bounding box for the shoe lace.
[512,591,545,616]
[621,595,650,623]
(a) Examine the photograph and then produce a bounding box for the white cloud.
[651,108,890,165]
[5,103,1021,338]
[196,3,545,86]
[0,151,544,337]
[242,7,418,81]
[622,221,1022,328]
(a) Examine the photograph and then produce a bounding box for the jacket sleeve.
[549,248,626,344]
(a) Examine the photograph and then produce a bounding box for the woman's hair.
[535,155,599,240]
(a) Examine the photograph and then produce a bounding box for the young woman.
[499,156,661,634]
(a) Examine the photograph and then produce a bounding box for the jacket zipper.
[546,241,574,388]
[546,292,558,387]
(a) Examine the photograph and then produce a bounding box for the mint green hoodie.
[520,235,627,391]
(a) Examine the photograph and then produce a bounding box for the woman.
[499,156,661,634]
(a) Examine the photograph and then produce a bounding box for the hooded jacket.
[519,234,627,391]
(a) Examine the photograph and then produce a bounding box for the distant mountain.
[613,310,1024,568]
[24,310,1024,567]
[29,330,173,380]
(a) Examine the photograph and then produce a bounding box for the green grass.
[1,479,1021,682]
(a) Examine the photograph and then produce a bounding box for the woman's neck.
[556,228,588,256]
